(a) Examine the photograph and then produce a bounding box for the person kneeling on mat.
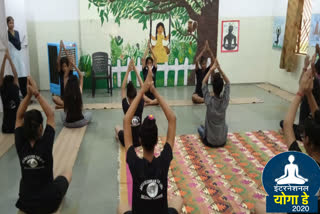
[198,59,230,147]
[0,49,20,133]
[115,59,144,147]
[118,68,183,214]
[15,77,72,214]
[61,72,92,128]
[192,40,215,104]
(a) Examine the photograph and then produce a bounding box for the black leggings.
[18,77,27,98]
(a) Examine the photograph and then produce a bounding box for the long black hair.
[64,75,83,121]
[145,56,154,69]
[212,73,224,97]
[155,22,166,40]
[304,110,320,151]
[140,115,158,152]
[127,81,137,99]
[60,57,70,72]
[23,110,43,141]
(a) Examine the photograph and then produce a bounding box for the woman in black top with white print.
[118,68,183,214]
[14,77,72,214]
[115,59,144,147]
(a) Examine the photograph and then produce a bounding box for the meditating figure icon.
[275,155,308,185]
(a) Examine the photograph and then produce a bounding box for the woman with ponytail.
[118,67,183,214]
[115,59,144,147]
[14,77,72,214]
[61,64,92,128]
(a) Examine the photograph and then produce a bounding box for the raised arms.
[133,61,144,87]
[57,40,64,73]
[142,42,150,68]
[0,51,7,87]
[123,68,153,151]
[284,69,313,147]
[16,77,55,129]
[69,60,83,93]
[195,43,207,71]
[206,41,215,68]
[149,42,157,67]
[6,49,19,86]
[142,40,157,68]
[150,76,176,149]
[202,60,217,86]
[216,60,230,84]
[30,78,55,128]
[122,59,133,99]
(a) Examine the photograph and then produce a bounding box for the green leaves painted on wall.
[88,0,200,42]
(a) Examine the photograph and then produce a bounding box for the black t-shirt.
[122,98,144,146]
[0,84,20,133]
[15,125,55,199]
[142,66,157,87]
[289,141,320,213]
[195,67,210,97]
[126,143,173,214]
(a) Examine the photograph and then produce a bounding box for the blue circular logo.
[262,152,320,213]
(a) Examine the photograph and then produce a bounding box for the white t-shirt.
[8,41,27,78]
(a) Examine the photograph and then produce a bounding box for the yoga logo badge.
[140,179,163,200]
[262,151,320,213]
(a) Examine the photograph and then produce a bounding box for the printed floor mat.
[119,131,296,213]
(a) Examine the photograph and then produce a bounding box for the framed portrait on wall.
[221,20,240,53]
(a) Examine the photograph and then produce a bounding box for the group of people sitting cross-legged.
[0,39,93,213]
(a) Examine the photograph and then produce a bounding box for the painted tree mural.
[88,0,219,84]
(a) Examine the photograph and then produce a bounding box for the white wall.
[80,0,274,86]
[268,0,320,93]
[23,0,319,90]
[25,0,80,89]
[220,0,273,17]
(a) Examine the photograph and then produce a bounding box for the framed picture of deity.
[221,20,240,53]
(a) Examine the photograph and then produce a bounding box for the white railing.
[112,57,198,87]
